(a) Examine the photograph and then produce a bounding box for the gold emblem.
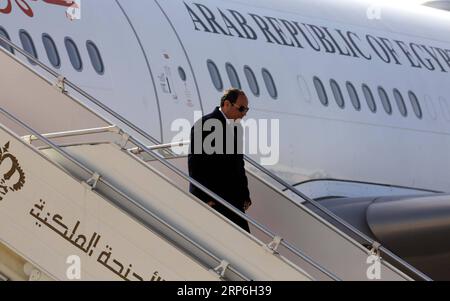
[0,142,25,201]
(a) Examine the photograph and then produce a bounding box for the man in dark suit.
[188,88,252,232]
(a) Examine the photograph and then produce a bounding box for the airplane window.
[346,82,361,111]
[362,84,377,113]
[244,66,260,97]
[42,34,60,68]
[178,66,187,82]
[408,91,422,119]
[393,89,407,117]
[207,60,223,91]
[19,30,38,65]
[313,77,328,106]
[86,41,104,75]
[65,37,82,71]
[226,63,241,89]
[377,87,392,115]
[262,68,278,99]
[330,79,345,109]
[0,27,14,54]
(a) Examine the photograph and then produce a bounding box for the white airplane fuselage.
[1,0,450,192]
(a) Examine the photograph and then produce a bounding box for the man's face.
[223,94,249,121]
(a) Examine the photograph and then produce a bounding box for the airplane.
[1,0,450,279]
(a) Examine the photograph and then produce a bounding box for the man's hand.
[207,200,216,207]
[243,199,252,211]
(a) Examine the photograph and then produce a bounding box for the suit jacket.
[188,107,250,212]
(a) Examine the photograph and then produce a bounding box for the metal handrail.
[290,178,441,194]
[28,129,430,278]
[132,140,188,152]
[0,38,338,280]
[143,140,431,281]
[22,125,336,280]
[1,34,420,279]
[117,132,338,280]
[0,107,249,281]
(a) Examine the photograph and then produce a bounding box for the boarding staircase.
[0,36,431,281]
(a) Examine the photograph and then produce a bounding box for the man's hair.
[220,88,246,107]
